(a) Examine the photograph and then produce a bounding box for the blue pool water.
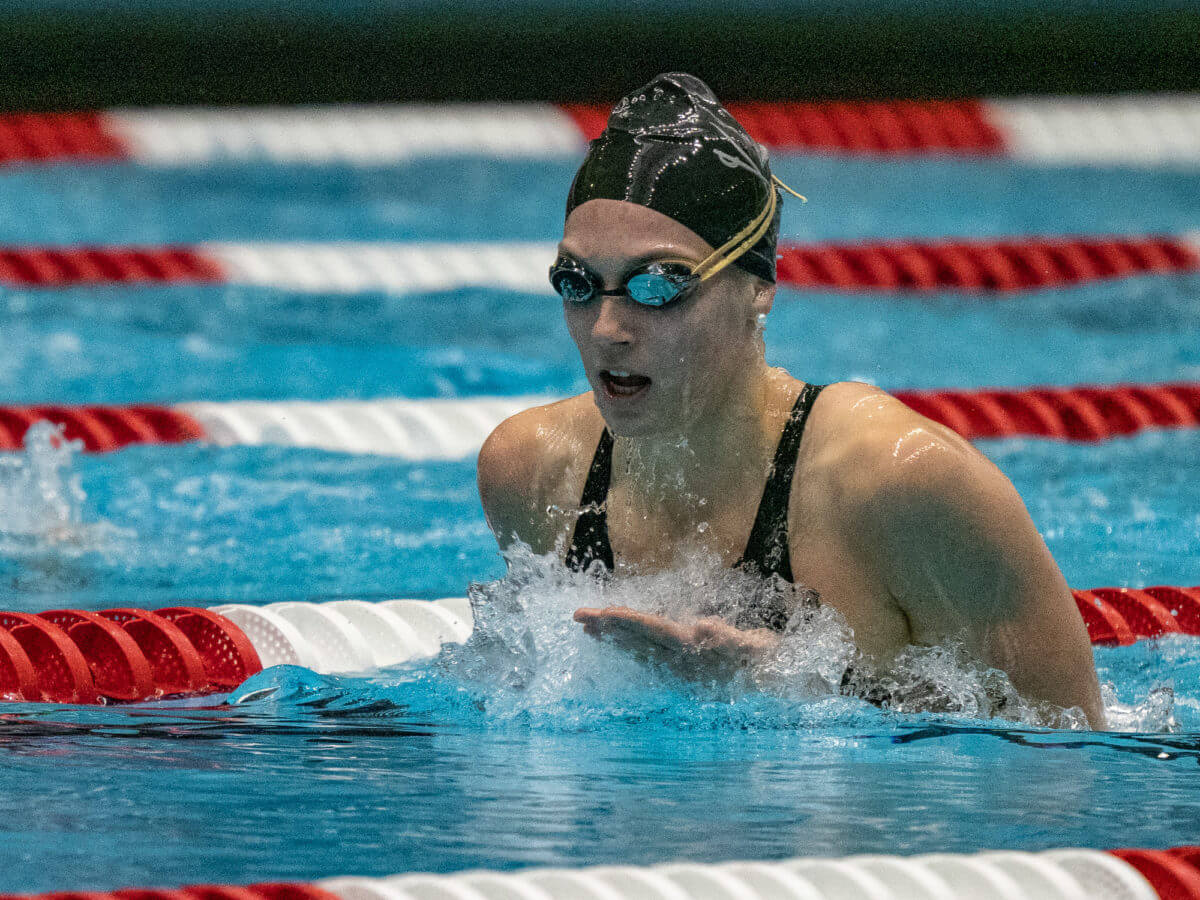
[0,146,1199,892]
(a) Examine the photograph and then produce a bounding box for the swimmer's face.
[558,199,774,437]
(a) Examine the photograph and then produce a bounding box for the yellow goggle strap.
[692,175,806,282]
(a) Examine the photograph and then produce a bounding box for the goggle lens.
[548,261,696,307]
[550,267,594,303]
[626,271,686,306]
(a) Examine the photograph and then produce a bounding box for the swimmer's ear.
[750,277,775,319]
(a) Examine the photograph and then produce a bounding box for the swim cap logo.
[713,148,758,176]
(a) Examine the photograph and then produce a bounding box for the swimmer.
[477,73,1106,728]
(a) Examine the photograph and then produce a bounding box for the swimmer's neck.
[611,361,793,513]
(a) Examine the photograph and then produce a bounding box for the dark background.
[2,0,1198,109]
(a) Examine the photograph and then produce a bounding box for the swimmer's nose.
[591,294,635,345]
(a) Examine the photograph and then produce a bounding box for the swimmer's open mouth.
[600,370,652,399]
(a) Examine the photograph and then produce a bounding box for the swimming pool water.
[1,146,1199,892]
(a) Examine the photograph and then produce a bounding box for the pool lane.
[0,156,1198,245]
[2,276,1197,403]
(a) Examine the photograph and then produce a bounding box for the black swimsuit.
[565,383,826,631]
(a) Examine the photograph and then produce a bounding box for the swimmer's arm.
[477,417,559,555]
[574,606,779,679]
[848,434,1107,729]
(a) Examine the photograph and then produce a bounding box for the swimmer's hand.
[573,606,779,680]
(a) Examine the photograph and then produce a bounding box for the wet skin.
[478,198,1107,728]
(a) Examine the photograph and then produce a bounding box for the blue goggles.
[548,258,699,308]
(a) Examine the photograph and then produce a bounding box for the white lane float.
[177,395,550,459]
[211,598,472,674]
[7,845,1199,899]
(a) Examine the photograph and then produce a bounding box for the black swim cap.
[565,72,783,283]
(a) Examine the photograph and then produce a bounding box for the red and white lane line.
[3,845,1200,898]
[2,96,1200,165]
[318,846,1200,900]
[0,588,1196,705]
[0,236,1197,294]
[1,384,1198,456]
[178,395,548,459]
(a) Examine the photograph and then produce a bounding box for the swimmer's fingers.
[691,618,780,662]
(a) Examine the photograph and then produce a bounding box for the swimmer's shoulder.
[477,393,605,552]
[802,381,1026,580]
[800,380,1001,511]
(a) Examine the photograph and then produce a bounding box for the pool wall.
[0,1,1198,110]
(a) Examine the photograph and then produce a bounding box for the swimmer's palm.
[573,606,779,680]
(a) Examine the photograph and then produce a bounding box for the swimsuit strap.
[565,427,616,573]
[734,382,826,584]
[565,382,825,584]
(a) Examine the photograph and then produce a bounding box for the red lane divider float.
[566,99,1009,153]
[0,247,224,286]
[38,610,154,701]
[1076,587,1200,646]
[0,612,98,704]
[0,607,261,704]
[0,405,205,453]
[99,609,211,696]
[156,606,264,690]
[0,383,1197,456]
[0,589,1196,705]
[0,237,1195,292]
[0,112,127,165]
[776,235,1200,293]
[892,382,1200,441]
[1113,847,1200,899]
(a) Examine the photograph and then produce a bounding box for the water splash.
[422,547,1128,730]
[0,421,127,555]
[0,422,87,540]
[229,545,1189,733]
[1101,683,1177,732]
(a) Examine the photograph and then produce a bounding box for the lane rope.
[1,384,1198,456]
[0,589,1194,704]
[0,237,1196,293]
[2,97,1200,165]
[5,845,1200,898]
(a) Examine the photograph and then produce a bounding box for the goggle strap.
[692,188,776,282]
[552,173,805,298]
[690,175,806,283]
[773,175,807,202]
